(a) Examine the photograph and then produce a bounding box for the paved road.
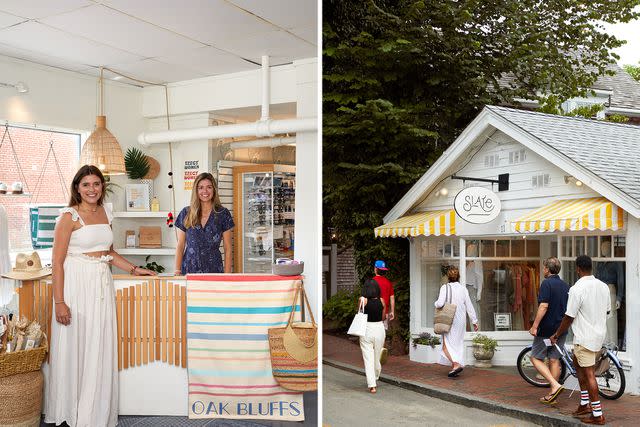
[323,365,540,427]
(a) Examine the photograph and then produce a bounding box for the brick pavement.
[323,333,640,426]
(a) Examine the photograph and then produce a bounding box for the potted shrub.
[472,334,498,368]
[410,332,441,364]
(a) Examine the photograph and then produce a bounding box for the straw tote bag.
[434,284,457,334]
[268,283,317,391]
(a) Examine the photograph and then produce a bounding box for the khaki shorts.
[574,344,598,367]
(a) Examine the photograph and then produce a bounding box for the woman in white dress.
[434,266,478,377]
[44,165,155,427]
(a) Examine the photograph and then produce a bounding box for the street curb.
[323,358,582,427]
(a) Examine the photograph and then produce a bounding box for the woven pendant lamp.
[80,67,125,175]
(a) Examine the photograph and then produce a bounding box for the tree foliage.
[323,0,640,341]
[624,63,640,81]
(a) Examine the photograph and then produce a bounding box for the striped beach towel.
[186,275,306,421]
[29,204,64,249]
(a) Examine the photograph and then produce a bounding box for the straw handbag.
[434,284,457,334]
[268,283,317,391]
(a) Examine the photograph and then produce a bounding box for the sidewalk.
[323,333,640,426]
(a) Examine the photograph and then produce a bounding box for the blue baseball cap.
[374,260,389,270]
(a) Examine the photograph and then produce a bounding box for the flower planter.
[410,343,440,364]
[472,343,494,368]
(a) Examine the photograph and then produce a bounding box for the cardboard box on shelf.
[139,226,162,248]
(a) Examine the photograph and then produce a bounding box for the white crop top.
[57,206,113,254]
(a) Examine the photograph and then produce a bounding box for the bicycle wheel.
[597,357,625,400]
[517,347,550,387]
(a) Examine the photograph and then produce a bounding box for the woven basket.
[0,335,48,379]
[0,370,43,427]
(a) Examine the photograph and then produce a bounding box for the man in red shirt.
[373,260,395,327]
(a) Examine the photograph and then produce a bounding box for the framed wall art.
[125,183,150,211]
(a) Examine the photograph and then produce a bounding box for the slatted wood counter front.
[17,276,187,371]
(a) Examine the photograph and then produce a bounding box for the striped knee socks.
[591,401,603,417]
[580,390,589,406]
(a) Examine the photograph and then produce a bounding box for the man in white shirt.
[551,255,610,425]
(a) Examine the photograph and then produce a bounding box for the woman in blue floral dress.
[174,172,234,274]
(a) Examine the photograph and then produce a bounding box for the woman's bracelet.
[55,300,65,304]
[129,264,137,274]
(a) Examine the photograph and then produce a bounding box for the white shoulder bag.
[347,297,368,337]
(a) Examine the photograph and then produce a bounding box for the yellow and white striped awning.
[375,210,456,238]
[511,197,625,233]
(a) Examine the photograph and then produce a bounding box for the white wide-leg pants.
[359,321,386,388]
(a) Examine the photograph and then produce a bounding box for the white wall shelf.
[112,211,170,218]
[116,248,175,255]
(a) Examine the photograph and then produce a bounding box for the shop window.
[481,240,495,257]
[511,239,525,257]
[496,240,509,257]
[474,261,540,332]
[575,236,586,256]
[526,239,540,257]
[0,126,80,260]
[422,261,459,328]
[614,236,625,257]
[562,236,573,257]
[587,236,598,257]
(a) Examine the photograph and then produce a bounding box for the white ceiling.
[0,0,317,85]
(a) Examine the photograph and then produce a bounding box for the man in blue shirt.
[528,257,570,404]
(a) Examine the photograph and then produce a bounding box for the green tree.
[323,0,640,344]
[624,63,640,81]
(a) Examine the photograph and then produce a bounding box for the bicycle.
[517,342,625,400]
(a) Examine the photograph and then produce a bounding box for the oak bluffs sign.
[454,187,501,224]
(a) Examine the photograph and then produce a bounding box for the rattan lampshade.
[80,116,125,175]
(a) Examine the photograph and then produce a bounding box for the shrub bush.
[323,290,358,329]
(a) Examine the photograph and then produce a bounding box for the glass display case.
[233,165,296,273]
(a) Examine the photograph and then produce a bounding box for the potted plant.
[410,332,441,364]
[472,333,498,368]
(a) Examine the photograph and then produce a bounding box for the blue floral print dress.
[175,206,234,274]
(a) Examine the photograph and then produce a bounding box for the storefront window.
[526,239,540,257]
[496,240,509,257]
[560,234,626,351]
[473,260,541,331]
[575,236,586,256]
[614,236,626,257]
[511,239,525,257]
[421,261,459,328]
[562,236,572,257]
[587,236,598,257]
[481,240,495,257]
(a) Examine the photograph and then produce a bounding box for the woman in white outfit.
[44,165,155,427]
[434,266,478,377]
[359,279,386,393]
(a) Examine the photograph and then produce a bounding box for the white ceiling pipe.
[138,118,316,146]
[261,55,270,121]
[229,136,296,150]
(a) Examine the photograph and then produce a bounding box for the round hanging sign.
[454,187,501,224]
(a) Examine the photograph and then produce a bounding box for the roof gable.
[384,106,640,222]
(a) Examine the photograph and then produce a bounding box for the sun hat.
[374,260,389,270]
[1,252,51,280]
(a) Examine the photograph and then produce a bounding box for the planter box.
[410,343,440,364]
